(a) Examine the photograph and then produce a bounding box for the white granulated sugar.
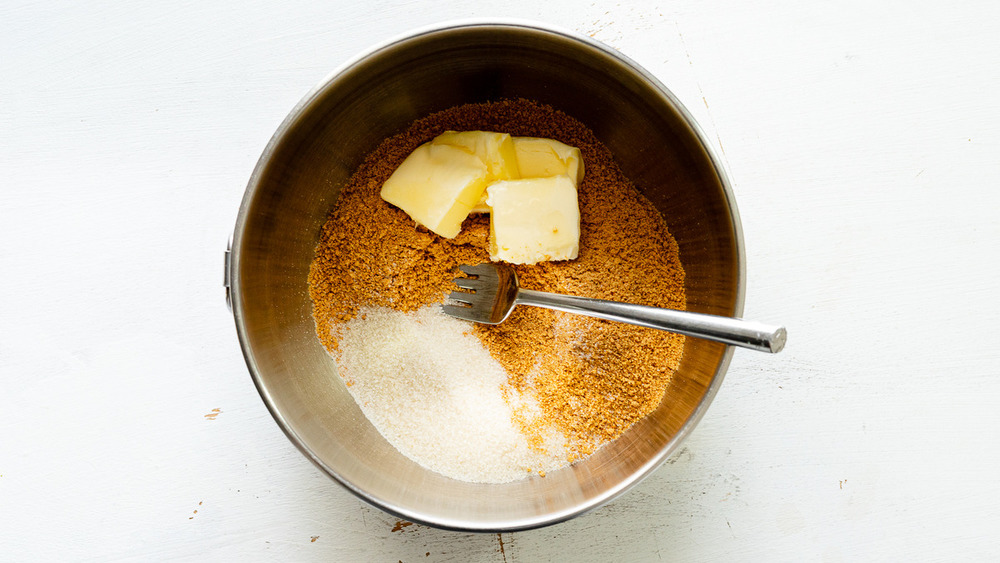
[334,305,569,483]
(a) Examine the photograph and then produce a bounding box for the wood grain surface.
[2,0,998,560]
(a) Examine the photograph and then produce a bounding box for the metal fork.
[443,263,786,353]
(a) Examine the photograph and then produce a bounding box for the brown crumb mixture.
[308,99,686,459]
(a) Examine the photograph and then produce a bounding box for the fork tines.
[458,263,500,279]
[442,263,500,323]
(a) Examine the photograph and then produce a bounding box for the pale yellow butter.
[486,176,580,265]
[513,137,584,184]
[433,131,519,214]
[432,130,519,182]
[379,142,488,238]
[469,136,585,213]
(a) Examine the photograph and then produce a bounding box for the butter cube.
[486,176,580,264]
[513,137,584,184]
[433,131,519,214]
[432,130,519,182]
[380,142,489,238]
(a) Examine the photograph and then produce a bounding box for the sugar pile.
[334,305,570,483]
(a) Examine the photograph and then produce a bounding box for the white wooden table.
[3,1,998,560]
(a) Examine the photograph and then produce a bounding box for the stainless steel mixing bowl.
[227,20,743,531]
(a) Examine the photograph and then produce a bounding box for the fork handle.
[515,289,786,353]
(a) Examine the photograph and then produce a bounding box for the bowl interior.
[232,23,742,531]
